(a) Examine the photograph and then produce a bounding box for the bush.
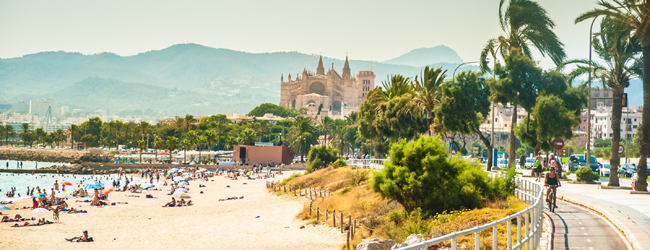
[109,150,120,155]
[376,208,432,243]
[348,170,370,186]
[371,136,505,216]
[332,159,347,168]
[305,145,338,173]
[576,165,599,182]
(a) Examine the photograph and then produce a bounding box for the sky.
[0,0,599,69]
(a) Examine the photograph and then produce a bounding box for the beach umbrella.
[60,181,73,186]
[182,173,192,176]
[158,152,171,156]
[31,208,50,213]
[246,171,253,176]
[179,168,187,172]
[172,193,191,199]
[32,193,46,199]
[175,188,188,193]
[173,176,185,182]
[103,187,114,194]
[98,193,107,197]
[143,184,155,190]
[84,182,104,190]
[0,206,9,211]
[177,182,189,187]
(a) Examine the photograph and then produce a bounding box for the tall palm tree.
[165,136,179,163]
[224,136,240,150]
[576,0,650,192]
[180,139,191,164]
[564,19,641,186]
[138,140,146,163]
[411,66,447,136]
[67,125,77,149]
[20,123,31,134]
[482,0,567,166]
[320,116,334,145]
[214,122,228,150]
[5,125,16,146]
[197,135,207,164]
[185,130,198,151]
[205,130,217,152]
[239,128,257,162]
[0,126,5,146]
[175,117,185,136]
[184,114,195,132]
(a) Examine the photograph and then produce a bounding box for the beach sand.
[0,171,343,249]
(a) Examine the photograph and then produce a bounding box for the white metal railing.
[398,173,544,250]
[345,159,388,170]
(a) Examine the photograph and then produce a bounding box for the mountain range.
[0,44,477,116]
[1,43,642,117]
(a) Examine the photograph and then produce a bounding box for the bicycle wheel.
[549,192,555,212]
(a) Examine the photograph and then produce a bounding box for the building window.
[634,125,637,128]
[610,133,612,137]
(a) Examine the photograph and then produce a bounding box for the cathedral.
[280,56,375,118]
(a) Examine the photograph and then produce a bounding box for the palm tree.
[205,130,217,152]
[224,136,240,150]
[185,130,198,151]
[138,140,146,163]
[180,139,191,164]
[564,19,641,187]
[197,135,207,164]
[411,66,447,136]
[240,128,257,146]
[214,122,228,150]
[67,125,77,149]
[576,0,650,192]
[4,125,15,146]
[0,126,5,146]
[20,123,30,134]
[184,114,195,132]
[175,117,185,136]
[320,116,334,145]
[165,136,179,163]
[330,125,350,156]
[239,128,257,162]
[35,128,46,145]
[482,0,567,166]
[255,121,270,142]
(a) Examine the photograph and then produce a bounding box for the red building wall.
[233,145,291,165]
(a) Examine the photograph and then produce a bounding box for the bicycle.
[547,184,558,212]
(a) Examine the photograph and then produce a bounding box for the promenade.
[520,170,650,250]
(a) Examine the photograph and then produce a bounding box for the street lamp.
[586,17,599,170]
[452,61,480,79]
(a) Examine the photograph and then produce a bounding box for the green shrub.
[109,150,120,155]
[338,186,352,194]
[332,159,347,168]
[305,145,338,173]
[387,210,404,224]
[371,136,507,216]
[576,165,599,182]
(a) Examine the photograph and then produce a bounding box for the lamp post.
[452,61,480,79]
[586,17,598,170]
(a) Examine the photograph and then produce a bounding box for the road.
[545,199,629,250]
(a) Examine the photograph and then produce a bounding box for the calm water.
[0,160,71,170]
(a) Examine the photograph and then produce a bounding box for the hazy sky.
[0,0,599,69]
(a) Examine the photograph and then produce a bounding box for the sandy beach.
[0,171,343,250]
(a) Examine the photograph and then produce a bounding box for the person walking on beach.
[54,181,59,191]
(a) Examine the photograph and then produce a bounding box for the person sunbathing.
[66,230,89,242]
[186,200,193,206]
[162,198,176,207]
[178,199,186,206]
[67,208,88,214]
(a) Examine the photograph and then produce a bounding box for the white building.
[592,105,641,140]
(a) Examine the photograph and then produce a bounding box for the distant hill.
[0,43,478,114]
[382,45,464,67]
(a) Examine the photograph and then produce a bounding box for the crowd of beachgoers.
[1,163,285,244]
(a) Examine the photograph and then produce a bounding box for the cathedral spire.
[342,55,351,79]
[317,55,325,75]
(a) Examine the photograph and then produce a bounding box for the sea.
[0,160,132,202]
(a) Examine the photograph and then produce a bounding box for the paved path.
[545,199,628,250]
[518,171,650,249]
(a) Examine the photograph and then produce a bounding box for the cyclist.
[545,165,562,209]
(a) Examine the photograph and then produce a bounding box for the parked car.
[599,163,611,177]
[568,154,599,172]
[618,163,637,178]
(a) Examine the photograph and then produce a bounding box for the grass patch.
[271,166,528,249]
